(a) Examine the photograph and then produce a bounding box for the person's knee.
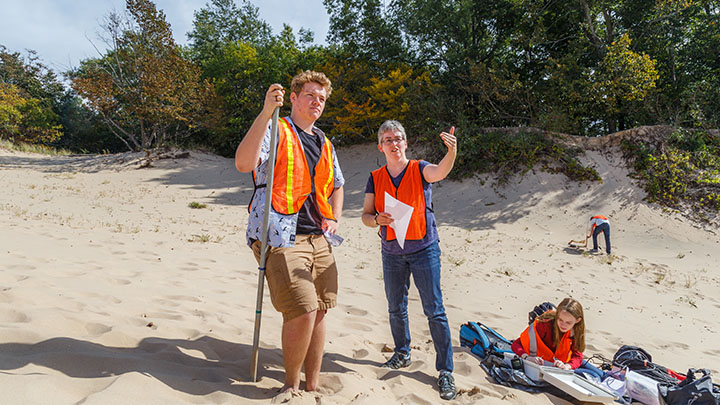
[283,307,317,324]
[424,306,448,321]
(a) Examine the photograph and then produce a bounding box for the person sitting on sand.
[511,297,604,379]
[361,120,458,400]
[588,215,611,254]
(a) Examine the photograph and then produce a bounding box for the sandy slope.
[1,142,718,405]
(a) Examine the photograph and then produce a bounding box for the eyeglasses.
[382,137,405,146]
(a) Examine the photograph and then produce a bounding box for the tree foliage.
[0,47,63,143]
[71,0,220,151]
[185,0,327,155]
[4,0,720,199]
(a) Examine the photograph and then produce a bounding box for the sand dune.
[1,141,718,404]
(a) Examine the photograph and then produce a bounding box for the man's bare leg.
[303,310,326,391]
[280,310,316,392]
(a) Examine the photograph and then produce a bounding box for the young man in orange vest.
[361,120,458,400]
[588,215,611,254]
[235,71,345,393]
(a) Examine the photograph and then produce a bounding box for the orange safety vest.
[519,319,573,363]
[250,117,336,221]
[371,160,427,241]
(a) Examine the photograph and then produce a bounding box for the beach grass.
[0,139,73,155]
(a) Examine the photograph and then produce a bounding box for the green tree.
[71,0,220,151]
[187,0,328,155]
[0,47,63,143]
[324,0,407,64]
[187,0,272,62]
[592,34,659,132]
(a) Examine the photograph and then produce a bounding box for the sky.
[0,0,330,73]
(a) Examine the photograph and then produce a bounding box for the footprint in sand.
[165,295,202,303]
[8,264,35,271]
[452,359,474,376]
[317,374,344,395]
[343,305,368,317]
[345,322,373,332]
[703,348,720,357]
[353,348,369,359]
[666,341,690,350]
[0,310,30,323]
[398,393,434,405]
[85,322,112,335]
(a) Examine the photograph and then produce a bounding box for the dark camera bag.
[659,368,720,405]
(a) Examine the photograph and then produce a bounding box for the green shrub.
[435,127,600,185]
[622,129,720,216]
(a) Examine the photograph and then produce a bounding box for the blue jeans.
[382,241,453,372]
[575,360,606,380]
[592,223,611,254]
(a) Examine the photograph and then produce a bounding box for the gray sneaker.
[381,351,411,369]
[438,371,457,400]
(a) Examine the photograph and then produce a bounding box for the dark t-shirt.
[295,124,325,235]
[365,160,439,254]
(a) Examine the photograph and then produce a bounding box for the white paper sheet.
[384,192,414,249]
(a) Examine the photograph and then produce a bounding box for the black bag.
[659,369,720,405]
[613,345,681,385]
[482,362,549,392]
[613,345,653,365]
[528,302,555,324]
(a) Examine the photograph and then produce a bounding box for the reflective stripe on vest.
[275,117,310,214]
[249,117,335,220]
[519,319,573,363]
[371,160,427,241]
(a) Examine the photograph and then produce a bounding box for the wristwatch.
[374,213,379,226]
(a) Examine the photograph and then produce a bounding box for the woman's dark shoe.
[381,351,411,369]
[438,371,457,400]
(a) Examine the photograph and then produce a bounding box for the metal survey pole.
[250,106,280,382]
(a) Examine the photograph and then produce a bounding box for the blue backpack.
[459,321,514,359]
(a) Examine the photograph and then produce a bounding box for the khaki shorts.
[251,234,338,321]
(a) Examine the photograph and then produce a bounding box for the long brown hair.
[536,297,586,352]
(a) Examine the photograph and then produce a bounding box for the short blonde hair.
[290,70,332,98]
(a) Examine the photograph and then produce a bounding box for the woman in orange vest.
[361,120,458,401]
[511,298,605,379]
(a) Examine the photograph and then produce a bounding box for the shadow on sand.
[0,335,378,401]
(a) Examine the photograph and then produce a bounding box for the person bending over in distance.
[588,215,611,255]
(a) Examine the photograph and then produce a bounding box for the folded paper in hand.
[384,192,414,249]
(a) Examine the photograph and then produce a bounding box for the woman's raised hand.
[439,126,457,153]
